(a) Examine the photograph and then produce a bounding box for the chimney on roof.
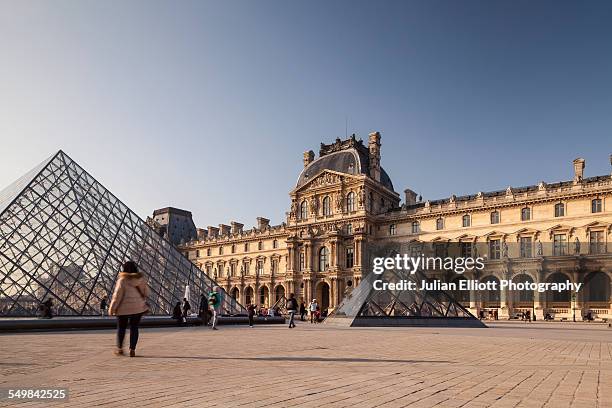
[231,221,244,234]
[404,189,417,206]
[573,158,585,184]
[197,228,208,240]
[257,217,270,230]
[368,132,381,182]
[207,226,219,238]
[303,150,315,167]
[219,224,231,236]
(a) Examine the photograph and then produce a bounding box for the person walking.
[309,299,318,324]
[100,296,108,317]
[286,293,298,329]
[198,294,209,326]
[247,303,256,328]
[208,286,221,330]
[172,302,183,325]
[182,297,191,323]
[109,261,149,357]
[299,301,306,321]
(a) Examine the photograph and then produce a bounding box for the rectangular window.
[553,234,567,256]
[590,231,605,254]
[256,260,264,275]
[489,239,501,260]
[389,224,396,235]
[521,207,531,221]
[554,203,565,217]
[299,251,305,271]
[592,199,602,213]
[436,218,444,230]
[411,222,419,234]
[520,237,532,258]
[434,243,446,258]
[462,215,470,227]
[346,247,354,268]
[460,242,472,258]
[490,211,500,224]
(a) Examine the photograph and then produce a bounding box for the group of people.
[106,260,334,357]
[106,261,226,357]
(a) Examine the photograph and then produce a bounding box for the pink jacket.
[109,272,149,316]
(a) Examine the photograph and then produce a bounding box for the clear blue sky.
[1,1,611,228]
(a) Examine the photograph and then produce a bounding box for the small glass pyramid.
[327,266,485,327]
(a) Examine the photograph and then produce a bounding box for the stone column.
[304,241,312,272]
[330,278,336,308]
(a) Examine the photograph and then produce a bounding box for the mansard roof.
[296,136,394,191]
[390,174,612,213]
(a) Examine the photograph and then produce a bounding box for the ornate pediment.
[294,170,360,193]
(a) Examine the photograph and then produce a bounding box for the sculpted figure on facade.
[358,186,365,208]
[309,196,318,216]
[574,237,580,254]
[335,193,343,211]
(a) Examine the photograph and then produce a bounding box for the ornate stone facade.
[179,135,612,321]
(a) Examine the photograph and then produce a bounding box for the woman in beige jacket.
[109,261,149,357]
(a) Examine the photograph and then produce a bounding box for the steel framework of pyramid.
[326,266,486,328]
[0,150,246,317]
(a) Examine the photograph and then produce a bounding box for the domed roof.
[296,148,395,192]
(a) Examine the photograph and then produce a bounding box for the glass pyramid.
[0,151,245,317]
[326,266,485,327]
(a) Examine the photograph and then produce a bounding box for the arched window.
[319,247,329,272]
[554,202,565,217]
[206,248,211,256]
[436,218,444,230]
[490,211,500,224]
[462,214,471,227]
[591,199,602,213]
[322,196,331,216]
[300,200,308,220]
[346,223,353,235]
[219,246,223,255]
[521,207,531,221]
[411,221,420,234]
[346,192,355,212]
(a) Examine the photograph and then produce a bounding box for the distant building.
[178,133,612,321]
[149,207,197,246]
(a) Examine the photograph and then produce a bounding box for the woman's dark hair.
[122,261,138,274]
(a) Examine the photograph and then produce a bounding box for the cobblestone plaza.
[1,322,611,407]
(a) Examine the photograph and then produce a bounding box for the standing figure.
[109,261,150,357]
[286,293,298,329]
[100,296,108,317]
[309,299,318,323]
[247,303,256,328]
[208,286,221,330]
[182,297,191,323]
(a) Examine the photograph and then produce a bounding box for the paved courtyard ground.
[1,321,612,407]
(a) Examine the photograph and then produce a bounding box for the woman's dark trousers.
[117,313,143,350]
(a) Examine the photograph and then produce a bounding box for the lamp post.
[571,292,576,322]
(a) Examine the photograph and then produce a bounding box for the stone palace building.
[173,133,612,320]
